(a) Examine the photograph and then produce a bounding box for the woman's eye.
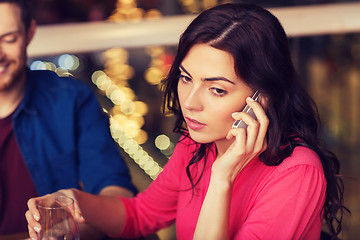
[179,75,191,83]
[210,87,227,96]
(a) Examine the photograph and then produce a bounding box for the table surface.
[0,233,160,240]
[0,232,29,240]
[0,232,125,240]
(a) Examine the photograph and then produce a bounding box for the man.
[0,0,136,237]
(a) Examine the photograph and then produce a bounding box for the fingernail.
[232,112,239,117]
[33,214,39,221]
[247,97,254,102]
[34,226,40,233]
[32,238,36,240]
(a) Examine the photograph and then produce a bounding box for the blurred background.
[27,0,360,239]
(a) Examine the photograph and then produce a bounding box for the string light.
[92,69,162,179]
[110,117,162,180]
[178,0,224,13]
[28,54,168,179]
[96,0,175,179]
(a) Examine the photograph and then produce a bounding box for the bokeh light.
[58,54,80,71]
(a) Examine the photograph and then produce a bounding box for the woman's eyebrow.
[179,65,192,78]
[179,64,235,84]
[203,77,235,84]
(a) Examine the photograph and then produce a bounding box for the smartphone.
[232,90,261,129]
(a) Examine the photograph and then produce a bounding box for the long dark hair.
[161,3,349,238]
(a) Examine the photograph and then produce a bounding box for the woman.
[26,3,348,239]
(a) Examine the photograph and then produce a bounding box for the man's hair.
[0,0,33,30]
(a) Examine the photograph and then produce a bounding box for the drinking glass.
[36,195,79,240]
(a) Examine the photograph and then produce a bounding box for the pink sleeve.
[115,137,192,238]
[235,163,326,240]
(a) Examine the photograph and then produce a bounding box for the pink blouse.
[118,137,326,240]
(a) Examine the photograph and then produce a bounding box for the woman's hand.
[25,189,85,240]
[194,96,269,240]
[213,96,269,184]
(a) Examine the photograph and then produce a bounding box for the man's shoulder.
[28,70,91,92]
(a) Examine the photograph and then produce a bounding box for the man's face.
[0,3,31,92]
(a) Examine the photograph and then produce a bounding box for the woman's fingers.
[25,190,86,240]
[25,198,42,239]
[231,96,268,155]
[217,95,269,182]
[26,210,41,237]
[27,222,39,240]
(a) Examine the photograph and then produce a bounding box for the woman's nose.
[183,86,203,111]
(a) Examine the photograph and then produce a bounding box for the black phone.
[232,90,261,129]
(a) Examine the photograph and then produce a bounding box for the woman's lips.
[185,117,206,130]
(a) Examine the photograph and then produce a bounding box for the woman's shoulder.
[275,146,324,174]
[157,135,200,182]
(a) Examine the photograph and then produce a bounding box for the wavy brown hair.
[161,3,349,238]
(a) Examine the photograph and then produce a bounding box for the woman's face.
[177,43,254,145]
